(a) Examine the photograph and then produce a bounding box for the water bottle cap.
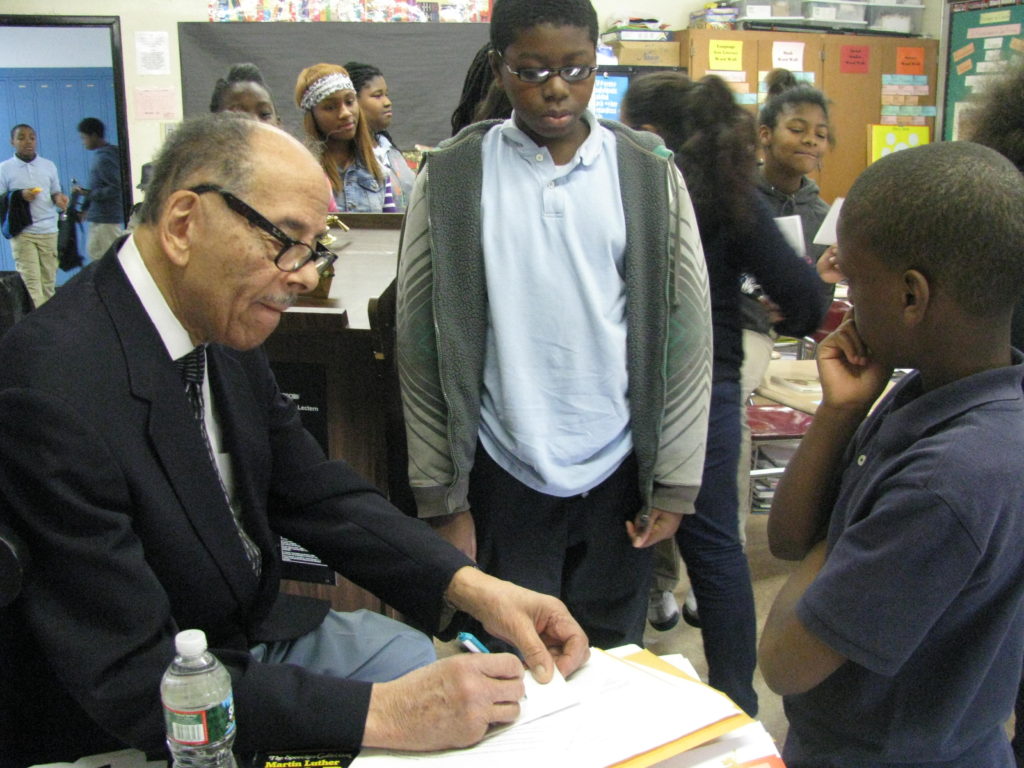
[174,629,208,657]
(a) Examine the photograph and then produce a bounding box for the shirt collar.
[872,351,1024,452]
[117,233,197,362]
[498,109,607,167]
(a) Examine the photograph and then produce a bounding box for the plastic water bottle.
[160,629,237,768]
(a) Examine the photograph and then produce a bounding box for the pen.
[458,631,490,654]
[636,509,651,531]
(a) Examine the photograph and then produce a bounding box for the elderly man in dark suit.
[0,114,588,767]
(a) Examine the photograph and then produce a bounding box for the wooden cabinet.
[263,214,405,614]
[677,29,938,203]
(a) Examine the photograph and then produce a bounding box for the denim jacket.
[334,159,387,213]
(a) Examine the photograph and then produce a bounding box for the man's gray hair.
[138,113,257,225]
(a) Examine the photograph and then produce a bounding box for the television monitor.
[590,65,686,123]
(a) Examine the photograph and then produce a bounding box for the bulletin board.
[178,21,490,149]
[943,2,1024,140]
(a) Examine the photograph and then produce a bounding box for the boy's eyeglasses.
[501,59,598,85]
[188,183,337,276]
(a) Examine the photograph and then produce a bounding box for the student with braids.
[450,43,512,135]
[344,61,416,210]
[622,71,826,716]
[209,62,279,124]
[294,62,399,213]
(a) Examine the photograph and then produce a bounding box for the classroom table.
[755,357,899,415]
[755,358,823,415]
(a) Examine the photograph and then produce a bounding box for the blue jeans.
[674,379,758,716]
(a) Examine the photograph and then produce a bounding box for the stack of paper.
[352,648,754,767]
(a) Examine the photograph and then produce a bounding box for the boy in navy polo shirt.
[760,141,1024,767]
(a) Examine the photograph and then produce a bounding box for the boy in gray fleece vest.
[396,0,712,649]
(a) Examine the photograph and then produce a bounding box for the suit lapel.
[94,255,260,607]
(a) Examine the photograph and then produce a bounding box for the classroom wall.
[3,0,944,188]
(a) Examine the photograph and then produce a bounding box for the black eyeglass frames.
[500,57,598,85]
[188,184,337,276]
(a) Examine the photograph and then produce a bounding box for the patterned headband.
[299,73,355,110]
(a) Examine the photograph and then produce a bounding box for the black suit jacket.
[0,247,471,766]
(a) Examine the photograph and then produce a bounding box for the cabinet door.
[819,35,937,203]
[681,29,762,87]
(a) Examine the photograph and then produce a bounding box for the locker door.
[0,77,12,271]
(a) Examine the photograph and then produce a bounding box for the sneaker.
[682,589,701,628]
[647,589,680,631]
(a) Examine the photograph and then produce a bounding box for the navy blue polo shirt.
[784,356,1024,767]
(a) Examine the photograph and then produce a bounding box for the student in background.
[621,72,827,715]
[450,42,513,135]
[397,0,712,651]
[761,141,1024,767]
[209,62,279,124]
[295,62,398,213]
[344,61,416,209]
[0,124,69,308]
[966,58,1024,354]
[73,117,124,262]
[962,58,1024,768]
[737,77,836,543]
[756,80,832,261]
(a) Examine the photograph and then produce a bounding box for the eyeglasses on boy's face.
[500,57,598,85]
[188,183,337,276]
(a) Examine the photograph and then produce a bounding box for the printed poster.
[896,47,926,76]
[709,39,744,71]
[868,125,930,164]
[771,41,804,70]
[840,45,870,74]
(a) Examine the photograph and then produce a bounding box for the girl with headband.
[295,62,399,213]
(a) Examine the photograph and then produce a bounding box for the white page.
[484,664,579,738]
[773,215,806,260]
[352,650,741,768]
[813,197,845,246]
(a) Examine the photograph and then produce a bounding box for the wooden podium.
[262,213,405,613]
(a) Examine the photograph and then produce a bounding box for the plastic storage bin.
[737,0,803,19]
[867,2,924,34]
[803,0,868,23]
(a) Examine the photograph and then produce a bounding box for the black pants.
[466,445,653,650]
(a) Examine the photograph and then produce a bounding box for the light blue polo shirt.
[478,110,631,497]
[0,153,62,235]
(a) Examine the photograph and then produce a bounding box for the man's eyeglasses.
[188,184,337,276]
[501,58,598,85]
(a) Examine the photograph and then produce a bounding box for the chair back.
[0,271,33,337]
[368,278,417,517]
[0,515,28,608]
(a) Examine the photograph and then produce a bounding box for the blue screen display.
[590,73,631,122]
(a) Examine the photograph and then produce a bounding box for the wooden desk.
[262,216,403,613]
[756,357,898,416]
[755,359,822,415]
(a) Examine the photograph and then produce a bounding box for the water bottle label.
[163,693,236,746]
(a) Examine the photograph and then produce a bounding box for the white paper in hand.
[773,215,806,260]
[813,197,845,246]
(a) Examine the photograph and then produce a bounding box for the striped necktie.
[174,346,262,577]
